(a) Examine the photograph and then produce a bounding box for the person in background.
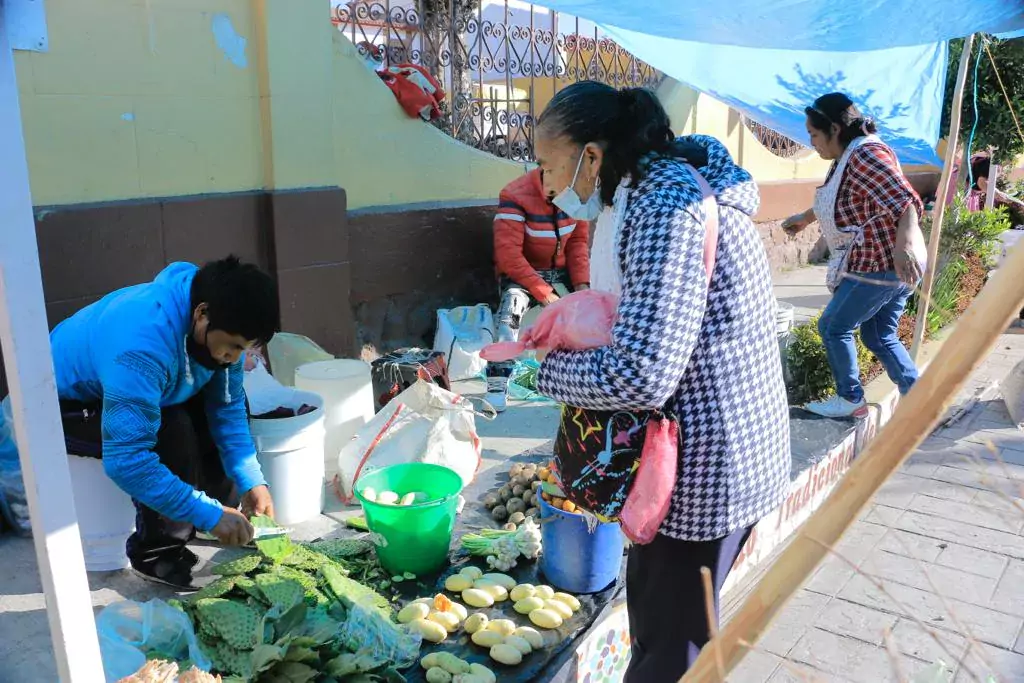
[784,92,927,418]
[967,155,1024,224]
[55,256,280,590]
[534,81,790,679]
[486,167,591,411]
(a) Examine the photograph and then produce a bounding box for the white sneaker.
[804,395,867,418]
[485,376,508,413]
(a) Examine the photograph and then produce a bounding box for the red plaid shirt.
[832,142,923,273]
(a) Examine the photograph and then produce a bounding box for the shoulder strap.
[684,165,720,286]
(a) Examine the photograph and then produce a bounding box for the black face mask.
[187,325,231,371]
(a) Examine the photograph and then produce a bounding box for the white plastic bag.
[336,379,485,501]
[266,332,334,386]
[433,304,496,381]
[96,599,212,682]
[1001,359,1024,429]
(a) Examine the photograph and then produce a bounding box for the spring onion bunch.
[460,518,542,571]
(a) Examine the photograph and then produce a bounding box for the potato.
[481,573,517,590]
[529,609,563,630]
[526,507,540,518]
[471,630,505,648]
[475,582,509,602]
[362,487,378,503]
[551,497,565,510]
[409,618,447,643]
[490,505,509,522]
[531,480,542,492]
[421,652,442,669]
[504,635,533,655]
[497,485,513,503]
[448,601,468,621]
[552,592,582,612]
[513,626,544,650]
[377,490,399,505]
[537,467,550,481]
[436,653,471,675]
[444,574,474,593]
[468,663,497,683]
[461,588,494,608]
[482,493,500,510]
[509,584,536,602]
[397,602,430,623]
[521,491,534,508]
[544,599,573,620]
[426,667,452,683]
[509,463,524,478]
[428,610,461,632]
[506,498,527,515]
[511,484,525,498]
[459,566,484,581]
[502,522,517,531]
[534,585,555,600]
[464,613,489,634]
[400,492,418,506]
[513,597,546,615]
[486,619,517,637]
[489,644,523,666]
[562,500,578,513]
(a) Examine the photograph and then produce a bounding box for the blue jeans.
[818,271,919,403]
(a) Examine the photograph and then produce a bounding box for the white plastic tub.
[294,360,374,483]
[67,454,136,572]
[250,390,326,526]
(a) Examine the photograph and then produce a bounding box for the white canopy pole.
[0,1,104,680]
[911,34,976,359]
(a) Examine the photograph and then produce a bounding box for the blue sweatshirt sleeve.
[99,347,224,532]
[204,359,266,495]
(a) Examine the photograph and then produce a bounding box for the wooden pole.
[0,2,104,680]
[681,238,1024,683]
[912,34,976,359]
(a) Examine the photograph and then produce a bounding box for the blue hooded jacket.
[50,262,265,532]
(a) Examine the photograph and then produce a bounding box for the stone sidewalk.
[731,330,1024,682]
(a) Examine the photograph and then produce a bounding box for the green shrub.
[786,316,875,405]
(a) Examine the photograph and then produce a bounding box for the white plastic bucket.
[67,454,136,572]
[250,390,326,526]
[294,360,374,482]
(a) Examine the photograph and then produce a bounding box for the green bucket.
[354,463,464,576]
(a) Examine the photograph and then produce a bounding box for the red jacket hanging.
[378,64,446,122]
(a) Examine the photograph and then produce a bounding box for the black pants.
[624,526,753,682]
[61,395,238,569]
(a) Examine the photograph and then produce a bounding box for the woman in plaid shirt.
[784,93,927,418]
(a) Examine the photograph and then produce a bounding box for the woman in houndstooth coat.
[533,81,791,681]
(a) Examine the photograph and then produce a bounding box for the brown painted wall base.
[1,181,836,395]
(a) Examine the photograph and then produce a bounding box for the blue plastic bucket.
[538,498,625,594]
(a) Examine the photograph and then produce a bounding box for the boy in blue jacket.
[53,256,280,590]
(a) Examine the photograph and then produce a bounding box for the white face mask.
[553,148,602,221]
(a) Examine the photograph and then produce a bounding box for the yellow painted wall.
[16,0,868,211]
[15,0,265,205]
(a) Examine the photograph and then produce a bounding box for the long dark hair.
[805,92,878,148]
[537,81,705,205]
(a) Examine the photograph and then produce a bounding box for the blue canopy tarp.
[532,0,1024,51]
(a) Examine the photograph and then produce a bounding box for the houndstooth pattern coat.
[537,135,791,541]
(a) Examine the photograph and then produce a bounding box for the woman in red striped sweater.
[486,167,591,411]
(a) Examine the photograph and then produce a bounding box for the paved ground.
[730,329,1024,683]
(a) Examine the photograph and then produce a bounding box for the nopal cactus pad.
[210,553,263,576]
[195,598,261,650]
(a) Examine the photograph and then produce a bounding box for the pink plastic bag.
[619,415,679,544]
[481,290,619,362]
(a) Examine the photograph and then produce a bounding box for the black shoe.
[130,547,204,592]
